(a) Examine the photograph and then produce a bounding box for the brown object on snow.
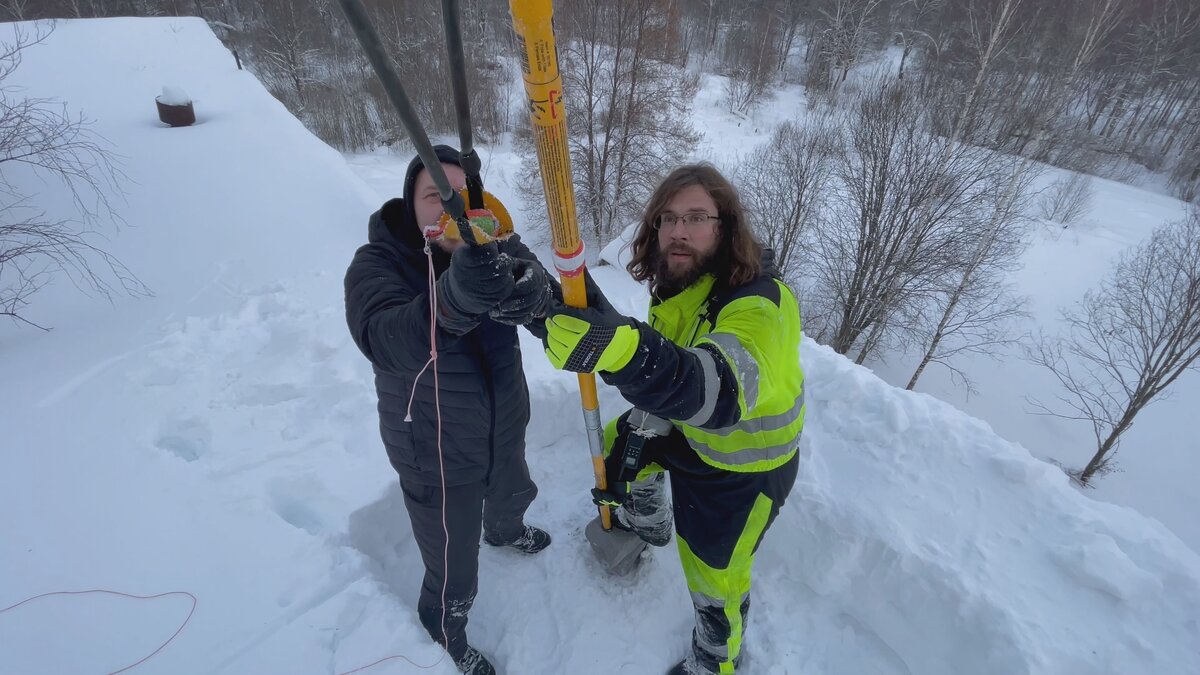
[155,97,195,127]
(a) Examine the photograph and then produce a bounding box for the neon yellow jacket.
[600,267,805,472]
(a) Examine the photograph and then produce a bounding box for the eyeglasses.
[654,212,720,230]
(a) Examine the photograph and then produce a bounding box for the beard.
[653,241,717,299]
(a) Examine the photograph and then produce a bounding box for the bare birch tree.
[721,3,784,114]
[521,0,700,246]
[805,0,884,94]
[890,0,945,82]
[905,160,1036,392]
[812,80,1009,363]
[1029,205,1200,484]
[733,118,839,281]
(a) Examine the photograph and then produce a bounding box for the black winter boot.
[483,525,551,554]
[454,646,497,675]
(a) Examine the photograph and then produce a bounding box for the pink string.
[0,589,197,675]
[403,244,452,657]
[336,653,439,674]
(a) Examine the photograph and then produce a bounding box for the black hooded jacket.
[344,147,539,486]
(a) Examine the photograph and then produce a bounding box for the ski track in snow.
[37,350,137,408]
[211,569,366,673]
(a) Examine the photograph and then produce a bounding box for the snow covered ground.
[868,179,1199,551]
[3,17,1199,675]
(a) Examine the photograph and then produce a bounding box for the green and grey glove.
[543,272,639,373]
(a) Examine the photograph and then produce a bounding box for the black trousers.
[398,443,537,659]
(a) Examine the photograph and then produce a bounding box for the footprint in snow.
[154,417,211,462]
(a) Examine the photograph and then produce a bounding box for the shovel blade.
[584,514,648,576]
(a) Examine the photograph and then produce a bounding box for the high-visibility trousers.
[604,411,799,673]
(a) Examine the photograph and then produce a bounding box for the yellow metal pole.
[509,0,611,530]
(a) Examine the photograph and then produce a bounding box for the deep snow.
[3,18,1198,675]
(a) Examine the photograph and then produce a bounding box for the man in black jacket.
[344,145,552,675]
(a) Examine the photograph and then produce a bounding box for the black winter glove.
[436,241,516,335]
[490,260,557,326]
[580,268,619,315]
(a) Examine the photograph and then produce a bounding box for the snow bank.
[3,18,1198,675]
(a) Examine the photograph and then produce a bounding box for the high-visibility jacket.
[601,256,805,473]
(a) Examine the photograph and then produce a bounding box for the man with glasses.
[541,164,805,674]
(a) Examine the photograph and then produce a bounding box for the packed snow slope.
[2,18,1198,675]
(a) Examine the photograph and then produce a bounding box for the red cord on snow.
[0,588,442,675]
[336,653,440,674]
[3,253,455,675]
[0,589,197,675]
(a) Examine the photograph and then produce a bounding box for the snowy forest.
[7,0,1200,487]
[15,0,1199,198]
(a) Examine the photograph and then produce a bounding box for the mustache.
[662,242,697,256]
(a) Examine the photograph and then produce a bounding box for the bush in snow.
[1038,173,1094,226]
[0,24,145,329]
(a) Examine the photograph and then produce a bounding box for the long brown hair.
[626,164,762,292]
